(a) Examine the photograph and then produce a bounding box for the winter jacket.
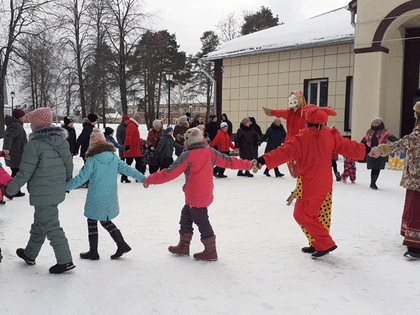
[124,119,144,158]
[147,128,164,149]
[62,124,77,155]
[6,126,73,206]
[116,121,128,158]
[76,119,94,158]
[105,135,125,151]
[155,131,181,160]
[235,123,260,160]
[250,118,263,138]
[210,130,235,152]
[146,142,252,208]
[388,124,420,191]
[261,123,287,153]
[3,115,28,168]
[362,125,397,170]
[173,120,189,156]
[269,108,306,143]
[263,126,366,200]
[66,142,146,221]
[205,121,220,142]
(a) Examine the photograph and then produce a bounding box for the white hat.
[184,128,203,145]
[220,122,228,129]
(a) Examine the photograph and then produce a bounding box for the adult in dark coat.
[249,117,263,159]
[62,117,77,155]
[260,118,287,177]
[221,113,233,137]
[191,114,204,128]
[173,116,189,156]
[3,109,27,197]
[155,126,182,170]
[235,117,260,177]
[76,113,98,162]
[116,115,130,183]
[205,115,219,142]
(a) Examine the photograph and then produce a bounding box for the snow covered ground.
[0,123,419,315]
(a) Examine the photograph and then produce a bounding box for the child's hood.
[85,142,116,162]
[92,151,117,165]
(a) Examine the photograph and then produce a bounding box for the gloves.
[143,177,149,188]
[125,145,130,151]
[262,107,272,116]
[378,144,392,157]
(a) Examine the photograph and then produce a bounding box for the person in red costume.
[253,105,366,258]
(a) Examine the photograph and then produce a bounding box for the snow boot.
[301,246,316,254]
[16,248,35,265]
[80,234,100,260]
[264,168,271,177]
[244,170,254,177]
[335,172,341,182]
[311,245,337,258]
[404,247,420,259]
[49,262,75,274]
[193,235,218,261]
[274,167,284,177]
[237,170,245,177]
[120,174,131,183]
[110,230,131,259]
[213,167,219,178]
[370,175,378,190]
[218,168,227,178]
[168,233,193,256]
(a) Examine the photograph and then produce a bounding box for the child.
[104,127,125,151]
[145,127,253,261]
[341,157,356,184]
[0,150,11,205]
[66,128,146,260]
[210,122,236,178]
[154,126,182,170]
[6,107,75,274]
[254,105,366,258]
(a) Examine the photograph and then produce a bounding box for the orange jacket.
[210,130,235,152]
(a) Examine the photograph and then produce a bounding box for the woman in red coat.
[124,115,146,174]
[210,122,236,178]
[255,105,366,258]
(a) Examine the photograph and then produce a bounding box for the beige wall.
[222,43,354,135]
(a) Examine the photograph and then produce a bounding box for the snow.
[0,123,419,315]
[205,7,355,60]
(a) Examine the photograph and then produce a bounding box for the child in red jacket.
[210,122,236,178]
[254,105,366,258]
[145,127,252,261]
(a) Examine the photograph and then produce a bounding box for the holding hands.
[369,144,392,158]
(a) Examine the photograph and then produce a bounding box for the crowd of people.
[0,96,419,272]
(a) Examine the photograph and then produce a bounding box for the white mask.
[289,94,298,108]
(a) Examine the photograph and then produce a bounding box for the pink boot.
[193,235,218,261]
[168,233,193,256]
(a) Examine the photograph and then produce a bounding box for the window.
[304,78,328,107]
[344,76,354,132]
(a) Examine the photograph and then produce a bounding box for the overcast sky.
[143,0,352,55]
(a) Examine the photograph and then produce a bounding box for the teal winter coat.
[66,142,146,221]
[6,126,73,206]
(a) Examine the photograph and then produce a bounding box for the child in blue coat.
[66,128,146,260]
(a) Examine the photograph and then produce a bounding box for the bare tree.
[0,0,50,137]
[216,12,240,42]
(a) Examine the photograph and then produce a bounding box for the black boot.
[213,167,220,178]
[301,246,316,253]
[370,174,378,190]
[110,230,131,259]
[237,170,244,177]
[16,248,36,265]
[263,168,271,177]
[244,170,254,177]
[80,234,99,260]
[120,174,131,183]
[335,172,341,182]
[49,262,75,274]
[218,168,227,178]
[274,167,284,177]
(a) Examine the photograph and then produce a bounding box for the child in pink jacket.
[145,127,252,261]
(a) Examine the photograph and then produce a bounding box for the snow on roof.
[205,6,355,60]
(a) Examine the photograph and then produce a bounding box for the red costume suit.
[265,90,306,178]
[262,106,366,253]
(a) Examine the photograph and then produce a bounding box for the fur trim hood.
[129,118,139,127]
[176,119,189,128]
[29,126,68,141]
[85,142,116,159]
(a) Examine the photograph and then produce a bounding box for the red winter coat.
[124,119,144,158]
[210,130,235,152]
[263,127,366,199]
[146,142,252,207]
[270,108,306,143]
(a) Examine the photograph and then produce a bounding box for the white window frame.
[307,78,328,107]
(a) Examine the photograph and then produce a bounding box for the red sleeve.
[229,139,235,150]
[263,136,302,169]
[146,154,188,185]
[333,133,366,161]
[212,149,251,170]
[270,109,289,120]
[147,130,153,142]
[210,132,221,148]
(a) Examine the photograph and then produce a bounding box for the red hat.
[122,115,129,122]
[303,105,337,124]
[12,109,26,119]
[28,107,53,130]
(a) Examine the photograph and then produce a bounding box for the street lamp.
[10,91,15,112]
[165,71,173,126]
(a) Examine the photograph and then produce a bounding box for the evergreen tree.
[241,6,280,36]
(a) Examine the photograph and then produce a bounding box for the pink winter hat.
[28,107,53,130]
[89,128,106,148]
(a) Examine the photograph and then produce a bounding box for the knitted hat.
[89,128,106,148]
[122,115,129,122]
[87,113,98,123]
[166,126,173,133]
[220,122,228,129]
[303,105,337,124]
[12,109,25,119]
[241,117,251,125]
[371,117,383,125]
[63,116,73,126]
[152,120,162,128]
[184,127,203,145]
[133,115,142,124]
[28,107,53,130]
[104,127,114,137]
[414,101,420,113]
[179,116,188,124]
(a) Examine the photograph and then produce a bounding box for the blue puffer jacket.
[66,142,145,221]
